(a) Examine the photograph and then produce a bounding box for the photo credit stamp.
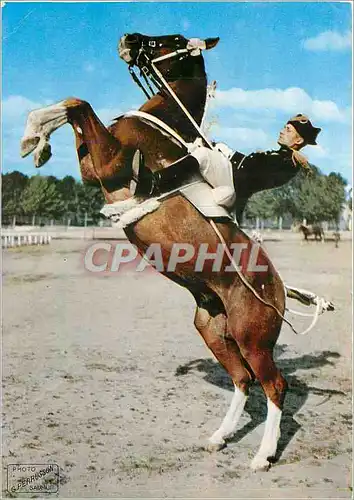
[7,463,59,494]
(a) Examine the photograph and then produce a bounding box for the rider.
[138,113,321,223]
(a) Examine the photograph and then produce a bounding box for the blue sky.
[2,2,352,185]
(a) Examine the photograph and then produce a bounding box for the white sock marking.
[209,384,247,445]
[255,398,282,462]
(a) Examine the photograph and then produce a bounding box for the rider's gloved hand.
[186,137,204,154]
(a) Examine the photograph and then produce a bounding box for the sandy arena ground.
[2,233,352,498]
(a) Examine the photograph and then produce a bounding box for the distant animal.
[298,223,325,242]
[333,231,340,248]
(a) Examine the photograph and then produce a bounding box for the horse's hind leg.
[248,349,287,471]
[228,303,287,471]
[194,295,254,451]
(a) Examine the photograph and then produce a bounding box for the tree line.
[1,166,350,227]
[2,172,104,226]
[244,166,348,227]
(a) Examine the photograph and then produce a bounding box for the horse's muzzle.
[118,36,133,63]
[118,34,140,64]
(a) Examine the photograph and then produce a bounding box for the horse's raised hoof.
[33,137,52,168]
[205,439,226,452]
[250,455,272,471]
[20,136,41,158]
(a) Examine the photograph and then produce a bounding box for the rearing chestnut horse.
[21,33,288,471]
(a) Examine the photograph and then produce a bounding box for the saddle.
[131,149,234,220]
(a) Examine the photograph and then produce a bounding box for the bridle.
[127,36,214,149]
[128,35,193,99]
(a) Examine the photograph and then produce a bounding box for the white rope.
[151,53,214,150]
[209,222,330,335]
[209,220,299,334]
[286,299,322,335]
[286,308,317,318]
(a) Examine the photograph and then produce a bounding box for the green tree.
[21,175,65,218]
[243,165,347,226]
[57,175,79,215]
[244,190,278,221]
[2,171,29,217]
[291,171,346,224]
[76,183,104,223]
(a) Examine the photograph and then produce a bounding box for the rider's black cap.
[287,114,321,145]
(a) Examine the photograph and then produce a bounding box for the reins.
[150,51,214,149]
[128,66,153,99]
[128,46,214,149]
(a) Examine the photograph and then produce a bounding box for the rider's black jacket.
[231,146,302,223]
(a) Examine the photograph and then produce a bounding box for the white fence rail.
[2,232,52,248]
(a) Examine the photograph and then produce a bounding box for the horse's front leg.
[20,98,132,201]
[70,118,132,203]
[21,100,69,166]
[21,98,121,173]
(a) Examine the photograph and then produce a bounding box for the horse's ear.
[205,37,220,50]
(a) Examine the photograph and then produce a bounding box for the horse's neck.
[139,78,207,141]
[170,79,207,123]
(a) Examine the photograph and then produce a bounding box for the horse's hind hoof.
[205,439,226,452]
[250,455,272,471]
[20,135,40,158]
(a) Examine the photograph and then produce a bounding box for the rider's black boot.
[133,151,200,196]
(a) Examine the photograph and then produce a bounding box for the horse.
[298,223,325,242]
[20,32,290,471]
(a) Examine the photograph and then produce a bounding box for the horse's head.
[118,33,219,81]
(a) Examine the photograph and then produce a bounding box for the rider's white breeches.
[189,142,236,207]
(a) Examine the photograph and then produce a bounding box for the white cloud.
[213,87,350,123]
[306,144,330,160]
[303,30,351,52]
[211,125,270,150]
[2,95,45,121]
